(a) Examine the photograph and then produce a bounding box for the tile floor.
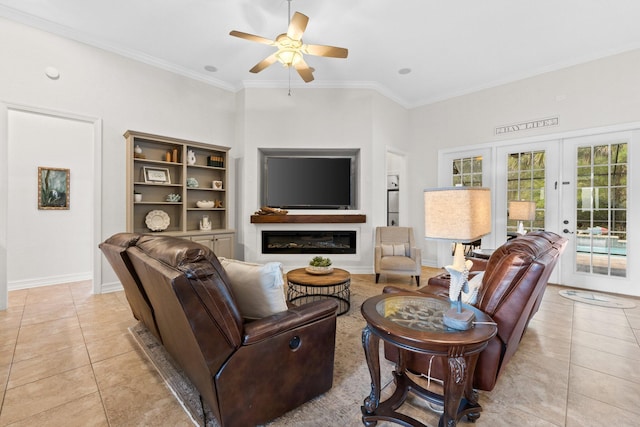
[1,271,639,426]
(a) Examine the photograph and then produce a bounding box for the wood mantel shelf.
[251,214,366,224]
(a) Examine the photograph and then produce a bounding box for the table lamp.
[424,187,491,330]
[508,200,536,235]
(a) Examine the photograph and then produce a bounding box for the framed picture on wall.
[38,166,70,210]
[143,166,171,184]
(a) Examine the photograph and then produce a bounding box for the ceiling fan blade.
[294,59,314,83]
[229,30,274,45]
[303,44,348,58]
[250,53,278,73]
[287,12,309,41]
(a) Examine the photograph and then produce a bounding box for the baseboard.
[8,272,92,290]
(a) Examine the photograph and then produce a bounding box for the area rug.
[128,275,443,427]
[559,289,636,309]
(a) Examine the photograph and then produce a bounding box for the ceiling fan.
[229,1,348,83]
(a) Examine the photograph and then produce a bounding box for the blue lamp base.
[443,304,475,330]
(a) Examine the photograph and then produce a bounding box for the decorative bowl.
[196,200,215,208]
[305,266,334,275]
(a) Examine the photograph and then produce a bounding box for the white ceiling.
[2,0,640,108]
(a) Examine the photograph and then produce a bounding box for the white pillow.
[219,258,288,319]
[393,243,406,256]
[381,244,394,256]
[462,271,484,305]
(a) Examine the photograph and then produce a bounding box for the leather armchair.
[99,233,161,341]
[384,231,567,391]
[374,226,422,286]
[101,233,338,427]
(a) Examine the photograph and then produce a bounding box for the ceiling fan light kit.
[229,1,348,83]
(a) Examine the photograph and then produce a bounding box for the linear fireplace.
[262,230,356,254]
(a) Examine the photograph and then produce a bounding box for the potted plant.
[306,256,333,275]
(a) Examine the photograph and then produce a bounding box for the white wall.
[409,49,640,265]
[0,18,236,304]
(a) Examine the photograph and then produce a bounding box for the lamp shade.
[508,200,536,221]
[424,187,492,241]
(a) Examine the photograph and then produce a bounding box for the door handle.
[563,229,574,234]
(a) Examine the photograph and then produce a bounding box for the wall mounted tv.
[260,149,359,210]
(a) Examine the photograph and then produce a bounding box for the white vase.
[187,149,196,165]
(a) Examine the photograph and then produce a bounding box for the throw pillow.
[219,258,288,319]
[393,243,406,256]
[381,244,394,257]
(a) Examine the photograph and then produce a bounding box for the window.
[507,151,545,233]
[452,156,482,186]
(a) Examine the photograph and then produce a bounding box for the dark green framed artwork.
[38,166,70,210]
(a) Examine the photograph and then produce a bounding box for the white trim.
[8,272,92,291]
[0,103,8,310]
[100,281,125,294]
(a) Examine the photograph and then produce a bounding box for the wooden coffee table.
[286,268,351,315]
[360,292,497,427]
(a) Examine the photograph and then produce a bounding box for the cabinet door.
[213,234,234,258]
[190,235,213,250]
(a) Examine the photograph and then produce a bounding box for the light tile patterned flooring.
[0,269,639,426]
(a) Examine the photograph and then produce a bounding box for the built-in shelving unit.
[124,130,234,257]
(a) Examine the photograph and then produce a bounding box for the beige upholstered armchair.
[374,226,422,285]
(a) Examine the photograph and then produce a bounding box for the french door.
[440,127,638,295]
[490,131,637,294]
[495,141,561,282]
[559,131,637,295]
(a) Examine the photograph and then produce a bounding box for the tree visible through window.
[452,156,482,186]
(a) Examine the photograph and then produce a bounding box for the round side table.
[286,268,351,315]
[360,292,497,427]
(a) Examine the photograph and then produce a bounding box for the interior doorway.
[1,104,102,310]
[386,151,405,226]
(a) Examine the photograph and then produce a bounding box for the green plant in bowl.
[306,256,333,275]
[309,256,332,267]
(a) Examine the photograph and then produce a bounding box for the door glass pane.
[451,156,482,186]
[451,156,483,253]
[507,151,545,235]
[575,142,627,277]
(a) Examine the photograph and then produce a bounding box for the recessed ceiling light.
[204,65,218,72]
[398,68,411,75]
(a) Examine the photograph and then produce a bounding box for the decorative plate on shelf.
[145,210,170,231]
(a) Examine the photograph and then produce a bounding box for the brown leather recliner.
[384,231,567,391]
[99,233,162,341]
[101,233,339,427]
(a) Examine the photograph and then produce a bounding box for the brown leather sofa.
[384,231,567,391]
[100,233,339,427]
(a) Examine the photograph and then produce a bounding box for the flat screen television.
[263,155,357,209]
